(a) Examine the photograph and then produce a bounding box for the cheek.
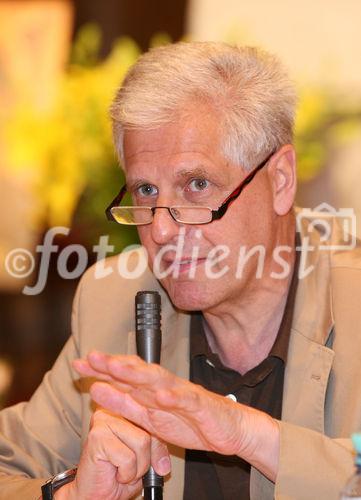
[136,226,147,244]
[206,218,266,268]
[136,228,156,256]
[205,221,240,248]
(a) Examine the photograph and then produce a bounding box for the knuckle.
[88,416,111,441]
[91,409,105,425]
[138,432,151,453]
[151,437,168,460]
[192,385,203,402]
[88,423,104,442]
[118,452,137,482]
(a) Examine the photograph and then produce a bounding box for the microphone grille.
[135,291,161,331]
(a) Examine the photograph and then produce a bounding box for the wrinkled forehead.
[122,104,227,170]
[122,134,229,190]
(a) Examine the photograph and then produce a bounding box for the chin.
[161,278,221,312]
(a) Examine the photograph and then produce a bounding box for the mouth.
[162,257,207,274]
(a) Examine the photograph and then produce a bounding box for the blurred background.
[0,0,360,408]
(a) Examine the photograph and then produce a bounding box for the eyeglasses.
[105,150,275,225]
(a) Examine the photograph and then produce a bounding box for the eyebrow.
[126,165,226,190]
[175,167,210,179]
[175,166,229,188]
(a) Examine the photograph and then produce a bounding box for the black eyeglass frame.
[105,150,275,224]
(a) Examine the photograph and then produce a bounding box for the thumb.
[150,437,171,476]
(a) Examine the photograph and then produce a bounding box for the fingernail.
[157,456,171,475]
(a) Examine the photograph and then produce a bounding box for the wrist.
[42,468,77,500]
[54,481,76,500]
[236,406,280,482]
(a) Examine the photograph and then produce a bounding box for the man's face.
[123,109,278,312]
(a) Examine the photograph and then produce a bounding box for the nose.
[150,207,182,245]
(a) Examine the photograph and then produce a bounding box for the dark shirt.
[183,259,299,500]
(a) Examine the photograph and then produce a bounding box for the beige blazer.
[0,216,360,500]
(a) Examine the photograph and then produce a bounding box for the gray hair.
[110,41,297,170]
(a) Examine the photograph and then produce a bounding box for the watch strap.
[41,468,77,499]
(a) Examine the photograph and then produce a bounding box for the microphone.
[135,291,163,500]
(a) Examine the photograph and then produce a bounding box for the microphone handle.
[135,291,163,500]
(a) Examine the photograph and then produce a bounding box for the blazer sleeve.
[274,421,354,500]
[0,282,84,500]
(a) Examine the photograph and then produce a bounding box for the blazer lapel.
[282,237,335,430]
[251,225,336,499]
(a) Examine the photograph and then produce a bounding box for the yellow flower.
[3,33,140,230]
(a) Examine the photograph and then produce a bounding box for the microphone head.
[136,290,161,307]
[135,291,161,364]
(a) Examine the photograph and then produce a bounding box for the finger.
[88,352,144,375]
[106,358,182,399]
[106,417,152,479]
[82,352,146,389]
[90,410,154,481]
[72,359,112,381]
[93,404,171,479]
[110,443,138,484]
[90,382,153,433]
[150,437,171,476]
[74,358,134,393]
[90,383,198,453]
[92,375,197,420]
[156,386,203,413]
[89,352,165,388]
[92,436,138,484]
[90,387,171,477]
[86,353,182,404]
[76,351,138,380]
[157,385,234,435]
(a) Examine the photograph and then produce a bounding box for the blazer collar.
[291,244,334,346]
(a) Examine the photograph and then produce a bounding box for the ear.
[267,145,297,216]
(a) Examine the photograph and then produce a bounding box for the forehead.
[122,109,229,180]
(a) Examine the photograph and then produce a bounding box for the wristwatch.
[41,468,77,499]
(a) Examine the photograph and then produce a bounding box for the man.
[0,42,360,500]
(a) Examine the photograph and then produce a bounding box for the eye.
[136,184,158,197]
[187,178,210,192]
